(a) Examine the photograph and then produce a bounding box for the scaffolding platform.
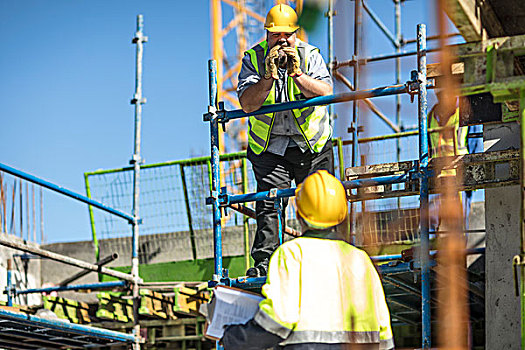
[0,307,134,349]
[345,149,518,201]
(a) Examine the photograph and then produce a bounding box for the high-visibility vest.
[253,234,394,349]
[428,106,468,158]
[244,39,331,155]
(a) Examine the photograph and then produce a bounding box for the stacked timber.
[43,296,92,324]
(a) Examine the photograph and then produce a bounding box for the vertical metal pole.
[180,164,197,260]
[19,180,22,239]
[40,187,43,243]
[6,258,13,307]
[209,60,223,281]
[275,200,283,246]
[327,0,335,124]
[336,138,345,180]
[351,0,361,168]
[394,0,402,164]
[417,23,431,350]
[241,158,250,272]
[84,174,100,262]
[25,183,29,241]
[131,14,147,350]
[32,185,36,242]
[394,0,402,210]
[349,0,362,245]
[520,88,525,349]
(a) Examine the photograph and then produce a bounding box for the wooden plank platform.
[345,149,518,202]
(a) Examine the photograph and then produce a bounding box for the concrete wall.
[40,225,250,302]
[0,232,41,306]
[484,122,521,349]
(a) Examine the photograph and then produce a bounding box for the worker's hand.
[281,47,302,77]
[264,45,281,80]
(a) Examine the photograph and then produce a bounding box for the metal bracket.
[203,105,217,122]
[132,32,148,44]
[218,187,230,207]
[130,96,147,105]
[406,70,419,103]
[129,154,143,165]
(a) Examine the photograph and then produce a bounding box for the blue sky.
[1,1,461,244]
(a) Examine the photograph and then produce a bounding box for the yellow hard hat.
[264,4,299,33]
[295,170,348,229]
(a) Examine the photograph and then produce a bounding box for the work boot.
[246,265,267,277]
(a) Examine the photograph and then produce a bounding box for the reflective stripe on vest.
[255,237,394,348]
[245,40,331,155]
[429,107,468,158]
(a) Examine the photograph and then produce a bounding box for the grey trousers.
[247,140,334,269]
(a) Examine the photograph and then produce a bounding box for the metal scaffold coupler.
[132,32,148,44]
[406,70,420,103]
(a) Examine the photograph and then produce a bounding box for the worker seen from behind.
[428,88,482,232]
[222,170,394,350]
[237,4,334,277]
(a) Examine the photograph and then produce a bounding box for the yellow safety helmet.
[264,4,300,33]
[295,170,348,229]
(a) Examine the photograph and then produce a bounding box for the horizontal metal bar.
[0,236,137,283]
[342,125,457,145]
[371,254,402,262]
[404,32,462,45]
[228,203,301,237]
[59,253,119,286]
[227,188,296,204]
[15,281,127,295]
[221,83,413,121]
[0,308,135,343]
[336,47,441,67]
[0,162,134,223]
[226,174,410,205]
[84,151,247,176]
[344,174,409,188]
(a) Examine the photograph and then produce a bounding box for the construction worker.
[428,90,481,231]
[237,4,334,277]
[222,170,394,350]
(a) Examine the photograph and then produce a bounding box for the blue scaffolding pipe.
[227,276,267,290]
[364,47,440,63]
[6,260,13,307]
[417,23,431,349]
[371,247,486,263]
[225,174,409,205]
[0,162,135,223]
[216,83,432,122]
[14,281,127,296]
[208,60,223,282]
[0,308,135,343]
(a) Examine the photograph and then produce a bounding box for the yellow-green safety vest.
[428,106,468,158]
[245,40,331,155]
[253,235,394,349]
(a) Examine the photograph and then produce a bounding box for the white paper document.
[203,285,264,340]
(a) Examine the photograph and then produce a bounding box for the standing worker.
[428,90,482,232]
[237,4,334,277]
[222,170,394,350]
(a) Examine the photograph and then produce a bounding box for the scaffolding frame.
[204,22,438,348]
